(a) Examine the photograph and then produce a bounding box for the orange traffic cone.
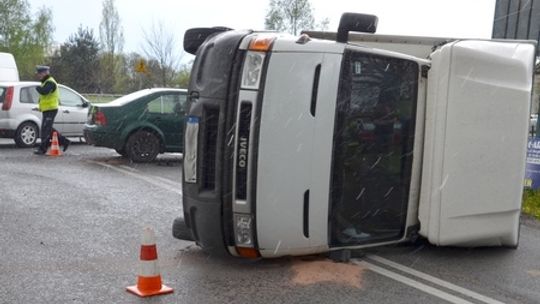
[46,131,62,156]
[126,226,173,297]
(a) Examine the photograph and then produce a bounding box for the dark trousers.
[39,110,68,152]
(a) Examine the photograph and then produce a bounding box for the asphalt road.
[0,139,539,304]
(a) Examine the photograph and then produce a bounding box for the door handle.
[63,110,70,114]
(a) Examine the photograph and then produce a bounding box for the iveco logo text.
[238,136,248,168]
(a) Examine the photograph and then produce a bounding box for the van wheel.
[14,122,39,148]
[125,130,160,162]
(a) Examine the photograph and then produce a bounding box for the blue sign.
[525,137,540,189]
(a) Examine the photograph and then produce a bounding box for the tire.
[14,122,39,148]
[184,27,231,55]
[125,130,160,162]
[172,217,194,241]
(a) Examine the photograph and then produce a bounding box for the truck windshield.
[330,50,419,247]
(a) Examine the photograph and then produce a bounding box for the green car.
[84,88,187,162]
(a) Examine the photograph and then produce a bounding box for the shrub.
[522,188,540,220]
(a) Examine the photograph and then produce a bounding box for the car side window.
[20,87,39,104]
[175,93,187,114]
[59,87,84,107]
[147,93,185,114]
[147,96,163,114]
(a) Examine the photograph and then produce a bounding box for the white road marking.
[88,160,183,197]
[119,165,182,188]
[366,255,505,304]
[367,255,504,304]
[355,261,475,304]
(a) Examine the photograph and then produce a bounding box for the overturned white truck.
[173,13,536,258]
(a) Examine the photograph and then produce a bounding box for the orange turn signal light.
[248,35,276,52]
[235,247,260,259]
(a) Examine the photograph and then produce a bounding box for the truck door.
[329,50,421,247]
[255,51,340,257]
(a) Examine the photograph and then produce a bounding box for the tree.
[175,62,193,89]
[265,0,318,35]
[0,0,54,79]
[99,0,124,93]
[140,22,183,87]
[50,26,100,93]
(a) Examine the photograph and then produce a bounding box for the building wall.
[493,0,540,45]
[493,0,540,114]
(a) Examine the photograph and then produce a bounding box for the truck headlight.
[234,213,254,247]
[241,51,265,90]
[184,116,199,183]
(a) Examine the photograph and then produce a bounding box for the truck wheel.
[172,217,195,241]
[125,130,160,162]
[14,122,39,148]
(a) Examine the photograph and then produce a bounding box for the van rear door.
[418,40,536,247]
[0,53,19,82]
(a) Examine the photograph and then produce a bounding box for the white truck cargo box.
[418,40,536,247]
[0,52,19,82]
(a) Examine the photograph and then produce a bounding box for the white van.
[0,53,19,82]
[173,13,536,258]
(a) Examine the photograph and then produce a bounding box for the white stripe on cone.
[141,226,156,246]
[139,260,160,277]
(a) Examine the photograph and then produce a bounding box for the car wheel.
[125,130,160,162]
[14,122,39,148]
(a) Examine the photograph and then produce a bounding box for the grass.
[83,94,122,104]
[522,188,540,220]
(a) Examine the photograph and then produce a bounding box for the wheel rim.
[131,132,158,160]
[20,125,37,145]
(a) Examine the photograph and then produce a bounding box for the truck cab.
[174,13,536,258]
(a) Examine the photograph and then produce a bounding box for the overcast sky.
[28,0,497,63]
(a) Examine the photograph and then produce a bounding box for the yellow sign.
[135,59,147,73]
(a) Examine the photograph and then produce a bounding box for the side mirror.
[82,100,89,108]
[184,26,232,55]
[336,13,378,43]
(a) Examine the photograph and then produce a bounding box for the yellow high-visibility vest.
[38,77,59,112]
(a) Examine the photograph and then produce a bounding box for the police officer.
[34,65,70,155]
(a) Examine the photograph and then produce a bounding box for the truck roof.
[303,31,537,58]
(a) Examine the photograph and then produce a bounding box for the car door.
[18,85,41,120]
[55,86,89,136]
[144,92,186,151]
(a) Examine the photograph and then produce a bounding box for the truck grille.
[202,108,219,190]
[235,102,252,200]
